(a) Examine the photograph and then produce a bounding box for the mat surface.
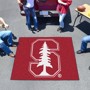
[11,37,79,80]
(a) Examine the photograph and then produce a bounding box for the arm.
[58,0,67,6]
[0,17,9,29]
[66,0,72,6]
[17,0,23,6]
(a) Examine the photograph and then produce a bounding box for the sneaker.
[57,27,64,33]
[57,27,61,31]
[12,34,17,40]
[28,27,32,31]
[32,30,36,34]
[76,50,86,54]
[11,42,18,47]
[35,28,39,32]
[12,44,17,47]
[9,53,15,58]
[37,29,39,32]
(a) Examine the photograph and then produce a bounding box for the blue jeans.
[81,35,90,51]
[0,30,13,55]
[59,13,66,28]
[24,7,38,30]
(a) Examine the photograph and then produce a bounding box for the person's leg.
[31,7,39,31]
[24,8,31,30]
[77,36,90,54]
[59,13,66,28]
[0,39,14,57]
[81,36,90,51]
[57,13,66,32]
[1,30,13,46]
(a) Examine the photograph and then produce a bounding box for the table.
[73,4,90,27]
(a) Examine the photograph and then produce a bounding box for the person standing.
[17,0,39,32]
[56,0,72,32]
[77,35,90,54]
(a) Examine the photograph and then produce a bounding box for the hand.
[2,23,9,29]
[36,0,39,3]
[18,2,23,6]
[64,3,67,6]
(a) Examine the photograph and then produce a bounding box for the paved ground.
[0,0,90,90]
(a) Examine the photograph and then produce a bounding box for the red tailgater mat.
[11,37,79,80]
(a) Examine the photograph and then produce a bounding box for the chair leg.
[79,15,83,23]
[73,12,81,27]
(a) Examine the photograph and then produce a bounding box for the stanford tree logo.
[28,39,62,78]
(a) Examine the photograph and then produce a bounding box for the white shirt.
[25,0,34,8]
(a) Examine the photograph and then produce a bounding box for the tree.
[37,42,53,76]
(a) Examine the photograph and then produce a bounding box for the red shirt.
[56,0,72,14]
